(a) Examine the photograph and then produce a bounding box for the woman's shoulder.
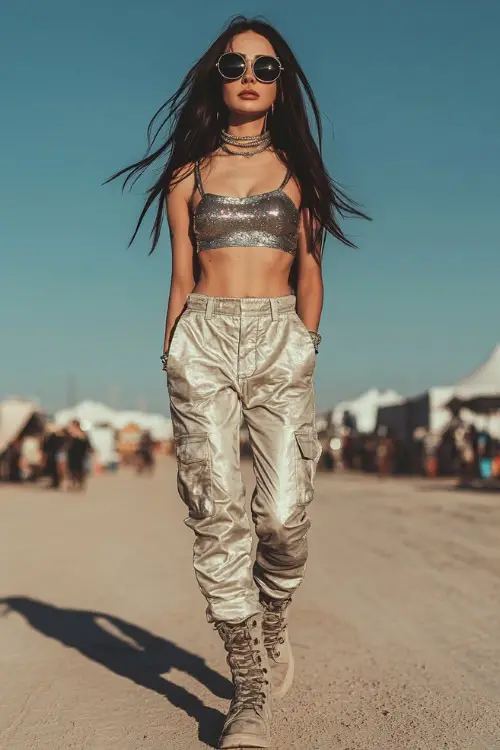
[173,161,197,179]
[167,162,198,206]
[170,162,196,189]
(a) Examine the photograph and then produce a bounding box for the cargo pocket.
[294,431,322,506]
[292,313,317,361]
[174,433,214,519]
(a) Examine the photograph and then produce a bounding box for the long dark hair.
[107,15,369,264]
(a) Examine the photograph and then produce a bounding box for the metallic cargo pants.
[166,293,322,624]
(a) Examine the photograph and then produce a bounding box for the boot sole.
[218,732,271,748]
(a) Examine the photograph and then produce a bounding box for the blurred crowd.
[316,413,500,483]
[1,419,156,489]
[2,419,93,490]
[3,403,499,491]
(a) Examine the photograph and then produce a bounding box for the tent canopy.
[0,399,44,454]
[55,400,117,428]
[54,400,173,441]
[448,344,500,413]
[332,388,403,434]
[376,387,454,440]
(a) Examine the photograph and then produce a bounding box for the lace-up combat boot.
[216,613,272,749]
[260,596,294,699]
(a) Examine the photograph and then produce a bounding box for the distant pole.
[67,374,77,407]
[109,383,120,409]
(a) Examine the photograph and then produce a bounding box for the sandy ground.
[1,462,500,750]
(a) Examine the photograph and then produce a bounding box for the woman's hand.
[160,351,169,373]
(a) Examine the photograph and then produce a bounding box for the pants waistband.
[186,293,297,319]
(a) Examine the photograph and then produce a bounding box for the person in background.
[136,430,155,475]
[377,427,395,477]
[476,427,493,480]
[411,428,426,476]
[42,425,66,489]
[66,420,93,491]
[6,439,22,483]
[20,434,42,482]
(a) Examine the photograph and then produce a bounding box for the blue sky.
[1,0,499,414]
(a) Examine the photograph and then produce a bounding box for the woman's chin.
[227,102,268,118]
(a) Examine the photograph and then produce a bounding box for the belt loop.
[270,298,279,321]
[205,297,215,320]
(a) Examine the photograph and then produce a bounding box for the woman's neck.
[226,114,267,137]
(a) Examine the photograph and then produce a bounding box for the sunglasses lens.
[218,53,246,80]
[253,56,281,83]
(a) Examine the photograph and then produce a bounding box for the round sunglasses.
[216,52,283,84]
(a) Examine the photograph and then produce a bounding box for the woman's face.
[220,31,278,118]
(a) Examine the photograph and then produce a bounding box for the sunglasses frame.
[216,52,284,84]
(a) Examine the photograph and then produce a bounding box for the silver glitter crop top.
[192,162,299,255]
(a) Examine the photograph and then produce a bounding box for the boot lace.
[217,620,269,714]
[262,598,289,658]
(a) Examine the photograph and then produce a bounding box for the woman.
[109,16,368,749]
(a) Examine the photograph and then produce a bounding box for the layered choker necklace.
[219,129,271,158]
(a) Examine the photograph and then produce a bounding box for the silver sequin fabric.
[193,190,299,255]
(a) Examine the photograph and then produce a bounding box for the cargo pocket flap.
[295,432,316,460]
[175,435,209,464]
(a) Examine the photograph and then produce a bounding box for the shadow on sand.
[0,596,230,748]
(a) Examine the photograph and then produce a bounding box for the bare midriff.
[192,246,295,298]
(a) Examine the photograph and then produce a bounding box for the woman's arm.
[163,167,197,354]
[295,209,324,334]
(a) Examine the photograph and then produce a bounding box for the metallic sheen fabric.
[193,163,299,255]
[166,293,322,624]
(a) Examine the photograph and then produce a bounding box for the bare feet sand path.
[1,463,499,749]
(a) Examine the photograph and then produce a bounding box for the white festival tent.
[0,399,45,454]
[448,344,500,413]
[376,387,455,440]
[54,400,173,442]
[376,345,500,441]
[332,388,403,434]
[377,387,500,441]
[55,400,116,429]
[111,410,174,441]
